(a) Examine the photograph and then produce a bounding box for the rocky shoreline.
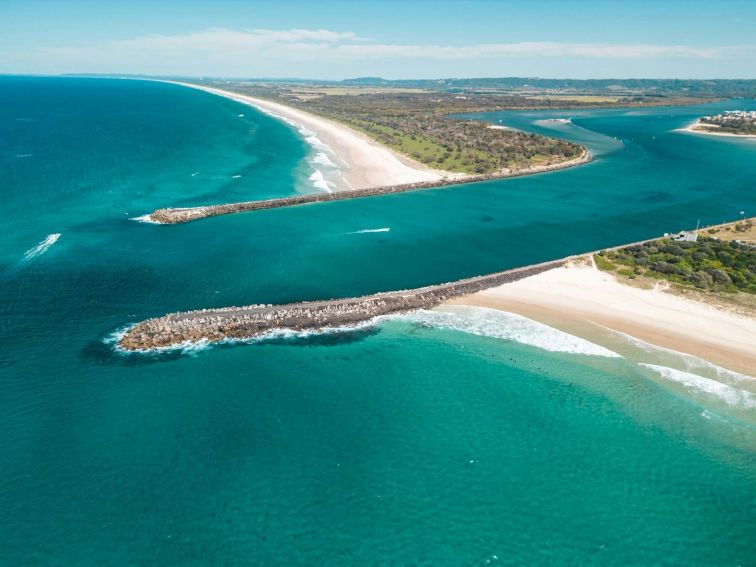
[119,260,566,351]
[149,150,591,224]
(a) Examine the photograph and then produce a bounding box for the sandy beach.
[167,81,445,190]
[448,260,756,376]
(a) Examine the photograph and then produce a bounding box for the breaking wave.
[610,330,755,384]
[23,233,60,261]
[640,364,756,411]
[201,88,345,193]
[311,152,336,167]
[399,306,622,357]
[309,169,332,192]
[304,133,330,151]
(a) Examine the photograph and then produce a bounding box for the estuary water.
[1,77,755,564]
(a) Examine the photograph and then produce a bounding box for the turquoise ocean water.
[1,77,755,564]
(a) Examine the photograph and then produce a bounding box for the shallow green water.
[1,77,754,564]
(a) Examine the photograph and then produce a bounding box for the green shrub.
[593,254,615,271]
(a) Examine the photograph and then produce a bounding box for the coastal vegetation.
[193,75,756,175]
[595,235,756,297]
[209,82,585,174]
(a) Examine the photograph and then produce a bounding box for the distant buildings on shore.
[701,110,756,122]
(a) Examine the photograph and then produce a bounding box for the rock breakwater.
[149,151,591,224]
[119,260,566,351]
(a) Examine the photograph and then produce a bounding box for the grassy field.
[701,219,755,245]
[525,95,624,103]
[287,87,430,96]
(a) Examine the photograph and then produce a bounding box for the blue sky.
[2,0,755,79]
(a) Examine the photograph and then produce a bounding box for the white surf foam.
[399,306,622,357]
[311,152,337,167]
[350,228,391,234]
[309,169,332,192]
[130,214,161,225]
[106,326,213,356]
[15,153,32,158]
[191,171,200,177]
[249,319,381,343]
[305,134,330,151]
[232,174,243,179]
[609,330,755,384]
[640,364,756,410]
[191,88,345,193]
[23,233,60,261]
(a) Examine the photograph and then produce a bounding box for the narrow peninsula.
[142,80,591,224]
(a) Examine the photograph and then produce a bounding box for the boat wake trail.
[349,227,391,234]
[23,233,61,261]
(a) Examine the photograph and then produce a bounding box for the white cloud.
[8,27,756,76]
[337,42,753,60]
[42,28,360,59]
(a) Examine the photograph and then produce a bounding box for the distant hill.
[334,77,756,97]
[62,74,756,98]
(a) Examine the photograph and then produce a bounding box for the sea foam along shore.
[678,120,756,139]
[447,260,756,376]
[164,81,445,190]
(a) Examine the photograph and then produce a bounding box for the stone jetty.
[119,260,566,351]
[149,151,591,224]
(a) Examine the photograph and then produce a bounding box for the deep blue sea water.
[1,77,755,564]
